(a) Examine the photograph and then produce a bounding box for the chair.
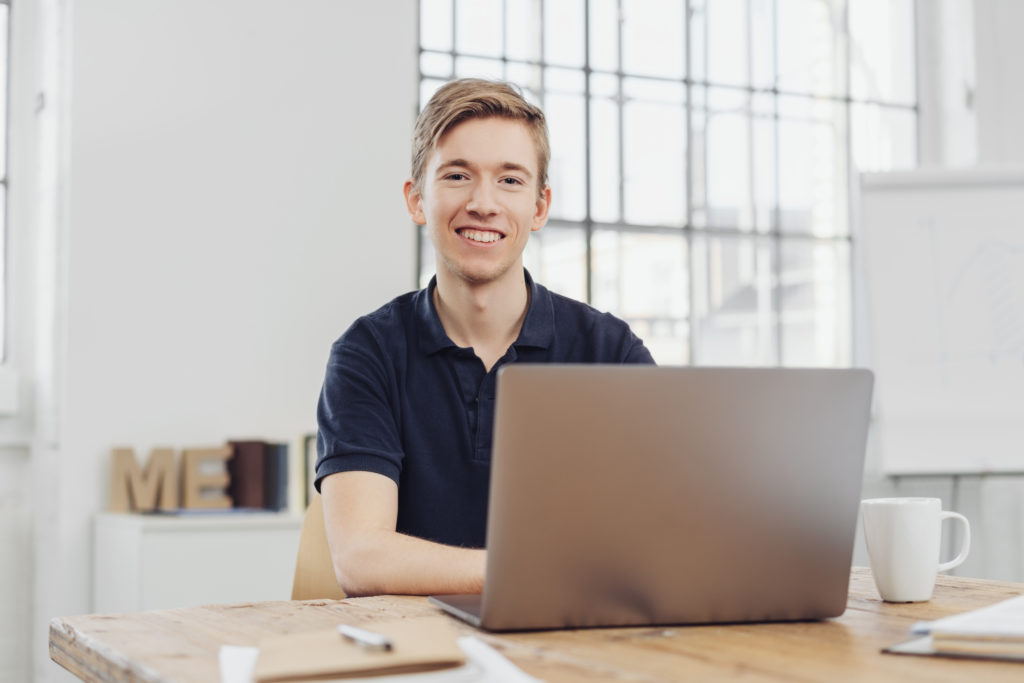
[291,494,346,600]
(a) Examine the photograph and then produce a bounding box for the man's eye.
[446,173,467,181]
[501,177,523,185]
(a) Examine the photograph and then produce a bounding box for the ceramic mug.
[860,497,971,602]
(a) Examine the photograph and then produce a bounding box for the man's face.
[404,117,551,287]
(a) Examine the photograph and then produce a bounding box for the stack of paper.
[903,594,1024,661]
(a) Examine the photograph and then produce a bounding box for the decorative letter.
[109,448,178,512]
[181,446,233,509]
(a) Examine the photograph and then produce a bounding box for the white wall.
[973,0,1024,164]
[0,451,30,683]
[1,2,419,681]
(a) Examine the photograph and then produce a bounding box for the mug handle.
[937,511,971,573]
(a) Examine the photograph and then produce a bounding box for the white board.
[860,167,1024,474]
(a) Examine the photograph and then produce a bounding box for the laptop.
[430,365,874,631]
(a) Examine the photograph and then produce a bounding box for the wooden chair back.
[291,494,346,600]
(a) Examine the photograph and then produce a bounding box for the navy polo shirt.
[315,270,654,548]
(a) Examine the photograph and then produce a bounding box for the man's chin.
[440,260,521,287]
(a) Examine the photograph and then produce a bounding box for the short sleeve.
[593,311,657,365]
[315,321,405,491]
[623,334,656,365]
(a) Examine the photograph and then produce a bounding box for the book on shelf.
[285,432,317,514]
[264,442,288,512]
[227,440,267,510]
[305,433,317,508]
[287,433,305,516]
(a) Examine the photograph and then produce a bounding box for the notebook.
[430,365,874,632]
[887,595,1024,661]
[252,616,465,681]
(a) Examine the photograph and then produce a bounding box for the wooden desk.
[51,568,1023,682]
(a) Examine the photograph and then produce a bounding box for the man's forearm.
[332,530,486,597]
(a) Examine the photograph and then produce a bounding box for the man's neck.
[433,267,530,371]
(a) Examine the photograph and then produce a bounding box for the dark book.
[264,442,288,511]
[227,440,267,509]
[304,433,317,508]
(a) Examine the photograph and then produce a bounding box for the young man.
[316,79,653,597]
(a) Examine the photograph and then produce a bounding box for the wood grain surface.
[50,568,1024,682]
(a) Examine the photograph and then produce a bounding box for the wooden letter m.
[109,448,178,512]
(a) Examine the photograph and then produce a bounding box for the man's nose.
[466,181,499,215]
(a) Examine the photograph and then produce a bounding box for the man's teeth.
[461,229,502,243]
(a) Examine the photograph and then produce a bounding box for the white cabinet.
[94,512,302,613]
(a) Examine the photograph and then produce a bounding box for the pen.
[337,623,393,652]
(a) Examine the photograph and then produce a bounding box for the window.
[418,0,916,366]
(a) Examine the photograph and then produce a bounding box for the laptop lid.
[473,365,873,631]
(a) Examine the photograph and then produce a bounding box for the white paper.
[911,594,1024,639]
[456,636,542,683]
[219,645,259,683]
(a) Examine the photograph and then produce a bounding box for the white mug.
[860,497,971,603]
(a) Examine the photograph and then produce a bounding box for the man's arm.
[320,471,486,597]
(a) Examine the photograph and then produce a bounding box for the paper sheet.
[911,594,1024,639]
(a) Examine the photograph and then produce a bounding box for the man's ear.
[403,179,426,226]
[531,185,552,232]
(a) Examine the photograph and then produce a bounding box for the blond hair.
[411,79,550,196]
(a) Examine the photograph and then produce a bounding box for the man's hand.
[320,471,486,596]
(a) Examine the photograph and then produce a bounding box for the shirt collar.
[414,269,554,355]
[515,269,554,349]
[414,277,453,355]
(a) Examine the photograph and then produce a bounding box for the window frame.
[415,0,918,368]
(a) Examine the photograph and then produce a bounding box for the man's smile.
[457,227,505,244]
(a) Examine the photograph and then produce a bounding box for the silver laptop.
[430,365,874,631]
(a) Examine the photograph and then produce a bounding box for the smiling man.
[315,79,654,597]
